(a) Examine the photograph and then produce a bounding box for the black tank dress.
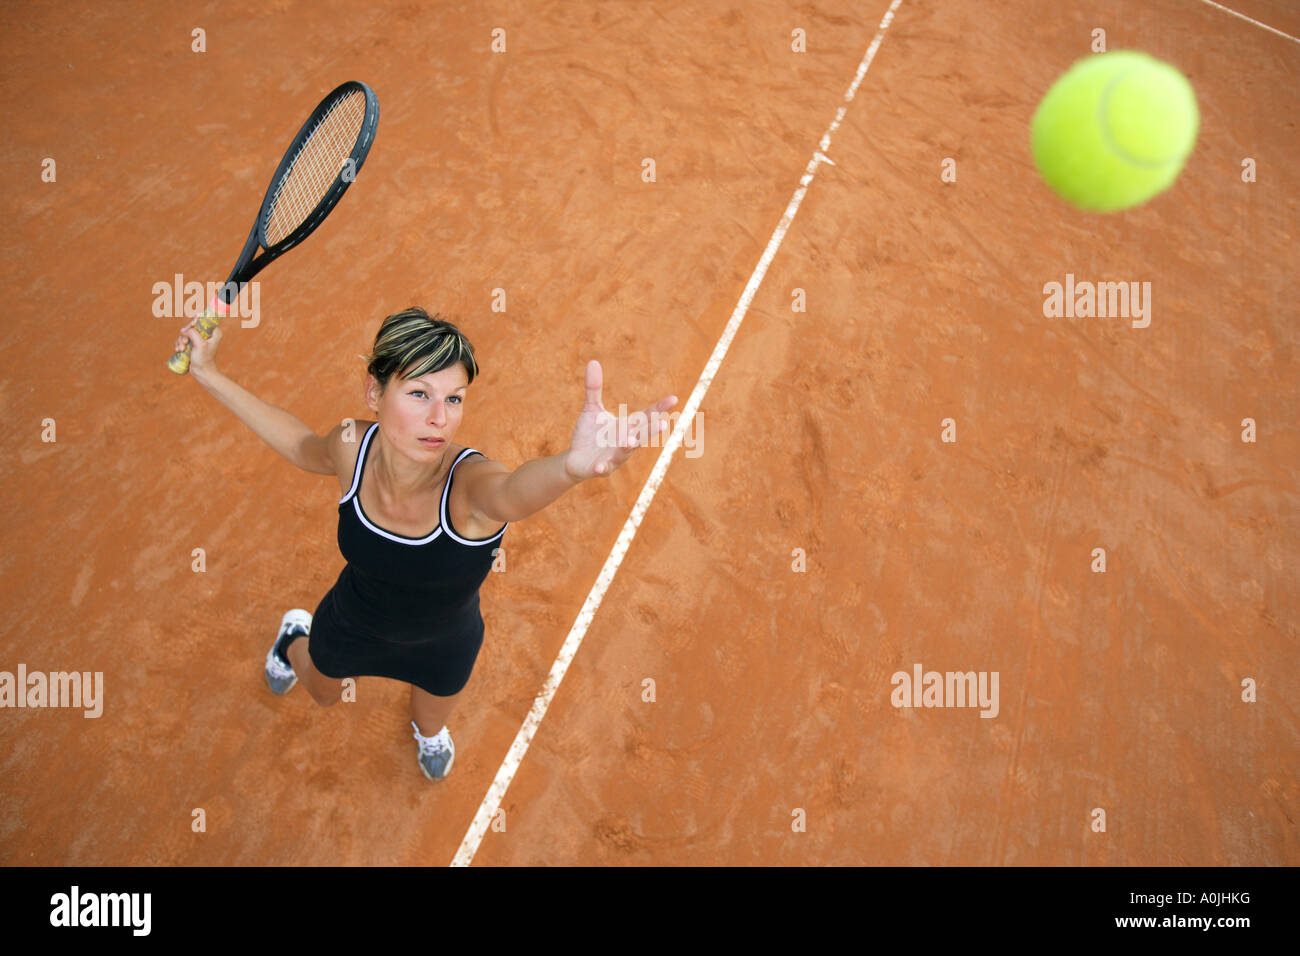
[306,421,508,697]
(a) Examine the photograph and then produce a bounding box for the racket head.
[255,80,379,255]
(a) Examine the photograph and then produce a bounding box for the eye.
[408,390,461,404]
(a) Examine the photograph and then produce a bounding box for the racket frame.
[241,80,380,295]
[168,80,379,372]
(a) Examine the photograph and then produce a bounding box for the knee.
[305,675,341,707]
[297,653,341,707]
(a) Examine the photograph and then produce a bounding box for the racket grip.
[167,294,229,375]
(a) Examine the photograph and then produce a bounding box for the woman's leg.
[410,684,462,735]
[286,638,346,708]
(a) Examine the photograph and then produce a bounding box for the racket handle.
[167,294,230,375]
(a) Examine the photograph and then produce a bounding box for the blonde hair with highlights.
[363,307,478,392]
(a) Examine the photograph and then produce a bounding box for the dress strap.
[439,449,506,546]
[339,422,379,504]
[438,448,483,513]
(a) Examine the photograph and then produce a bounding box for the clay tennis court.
[2,0,1296,867]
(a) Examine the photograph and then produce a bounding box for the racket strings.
[264,89,367,245]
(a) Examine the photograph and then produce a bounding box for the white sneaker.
[412,720,455,780]
[264,609,311,695]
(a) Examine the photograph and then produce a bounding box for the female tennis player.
[175,306,677,781]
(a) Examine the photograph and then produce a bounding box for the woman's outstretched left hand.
[564,360,678,481]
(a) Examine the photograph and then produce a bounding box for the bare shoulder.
[454,449,509,481]
[332,418,377,495]
[453,450,510,520]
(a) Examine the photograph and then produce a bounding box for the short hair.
[363,307,478,392]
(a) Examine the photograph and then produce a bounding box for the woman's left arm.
[469,360,677,523]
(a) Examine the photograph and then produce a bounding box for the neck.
[372,435,449,498]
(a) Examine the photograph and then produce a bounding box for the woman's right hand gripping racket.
[168,80,380,374]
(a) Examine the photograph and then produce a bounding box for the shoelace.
[412,721,450,755]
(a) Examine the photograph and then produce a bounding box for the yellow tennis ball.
[1031,50,1199,212]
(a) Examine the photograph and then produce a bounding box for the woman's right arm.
[178,322,337,475]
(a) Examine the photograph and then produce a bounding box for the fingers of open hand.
[635,396,677,441]
[584,360,603,407]
[638,405,674,444]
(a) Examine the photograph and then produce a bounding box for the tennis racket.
[167,80,380,374]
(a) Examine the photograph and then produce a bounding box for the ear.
[363,374,382,412]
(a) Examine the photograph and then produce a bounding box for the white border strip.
[1194,0,1300,44]
[450,0,904,867]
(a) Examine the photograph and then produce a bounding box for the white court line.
[1193,0,1300,44]
[450,0,905,867]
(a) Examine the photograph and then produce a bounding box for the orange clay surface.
[1,0,1297,865]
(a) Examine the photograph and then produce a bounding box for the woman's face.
[366,362,469,458]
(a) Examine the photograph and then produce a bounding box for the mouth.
[419,437,445,447]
